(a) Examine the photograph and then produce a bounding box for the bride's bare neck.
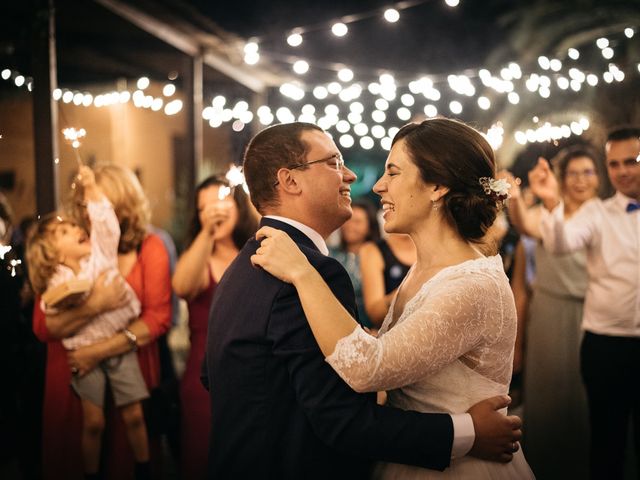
[410,219,480,271]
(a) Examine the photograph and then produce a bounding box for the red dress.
[33,234,172,480]
[180,268,217,479]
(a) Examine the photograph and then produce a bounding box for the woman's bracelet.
[123,328,138,352]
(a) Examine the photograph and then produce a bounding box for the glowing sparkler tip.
[225,165,246,188]
[218,186,232,200]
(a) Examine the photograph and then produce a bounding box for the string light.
[449,100,463,114]
[477,96,490,110]
[602,47,614,59]
[384,8,400,23]
[331,22,348,37]
[287,31,303,47]
[136,77,150,89]
[337,68,354,82]
[293,60,310,74]
[400,93,415,106]
[164,99,183,115]
[339,134,354,148]
[243,41,260,64]
[483,122,504,150]
[568,48,580,60]
[424,104,438,117]
[371,110,386,122]
[360,136,374,149]
[514,117,590,145]
[313,86,328,99]
[537,56,550,70]
[163,84,176,96]
[549,59,562,71]
[396,107,411,120]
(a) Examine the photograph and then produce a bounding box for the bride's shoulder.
[425,256,507,295]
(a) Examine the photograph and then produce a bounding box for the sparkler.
[8,258,21,277]
[62,127,86,167]
[0,245,21,277]
[217,165,248,200]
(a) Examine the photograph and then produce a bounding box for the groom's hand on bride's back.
[467,395,522,463]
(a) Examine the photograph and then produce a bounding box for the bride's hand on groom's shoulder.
[467,395,522,463]
[251,226,312,284]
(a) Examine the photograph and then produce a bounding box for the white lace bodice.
[326,255,517,414]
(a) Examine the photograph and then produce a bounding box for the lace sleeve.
[326,270,506,392]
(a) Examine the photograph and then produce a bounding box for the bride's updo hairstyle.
[392,118,498,242]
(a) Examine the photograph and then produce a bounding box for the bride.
[252,119,535,479]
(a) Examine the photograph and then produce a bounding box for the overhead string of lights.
[0,70,183,116]
[241,0,457,65]
[1,20,637,150]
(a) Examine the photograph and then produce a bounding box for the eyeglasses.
[273,153,345,186]
[565,169,597,180]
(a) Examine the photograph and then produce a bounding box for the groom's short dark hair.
[243,122,322,213]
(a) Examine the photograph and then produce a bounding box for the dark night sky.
[187,0,517,81]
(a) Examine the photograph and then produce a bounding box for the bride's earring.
[431,200,439,211]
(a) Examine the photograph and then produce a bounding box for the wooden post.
[172,53,203,247]
[32,0,60,214]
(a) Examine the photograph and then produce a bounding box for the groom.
[204,122,522,478]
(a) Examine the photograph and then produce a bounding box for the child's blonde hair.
[26,214,77,295]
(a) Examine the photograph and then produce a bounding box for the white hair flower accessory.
[479,177,511,205]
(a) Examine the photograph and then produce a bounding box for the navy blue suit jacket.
[204,217,453,479]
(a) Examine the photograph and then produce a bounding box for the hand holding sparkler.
[76,165,102,203]
[202,164,248,235]
[202,200,233,236]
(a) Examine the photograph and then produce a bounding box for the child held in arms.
[26,165,150,480]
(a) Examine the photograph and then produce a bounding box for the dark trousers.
[581,331,640,480]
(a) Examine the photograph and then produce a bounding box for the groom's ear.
[275,168,303,195]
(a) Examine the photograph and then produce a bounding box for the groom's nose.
[342,165,357,184]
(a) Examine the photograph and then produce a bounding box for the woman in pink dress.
[172,174,258,479]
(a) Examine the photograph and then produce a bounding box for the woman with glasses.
[504,146,600,479]
[172,175,258,480]
[252,118,534,479]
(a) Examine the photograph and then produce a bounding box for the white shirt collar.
[613,190,639,210]
[264,215,329,255]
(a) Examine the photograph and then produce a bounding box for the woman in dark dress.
[172,175,257,479]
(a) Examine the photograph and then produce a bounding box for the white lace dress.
[326,256,535,479]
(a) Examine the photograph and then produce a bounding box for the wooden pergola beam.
[94,0,266,93]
